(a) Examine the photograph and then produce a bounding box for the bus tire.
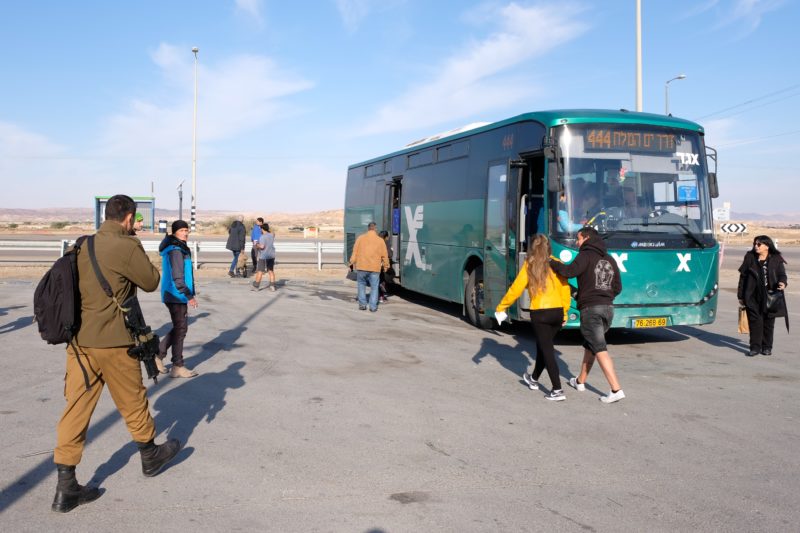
[465,268,492,329]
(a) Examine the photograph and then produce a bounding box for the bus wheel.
[465,268,492,329]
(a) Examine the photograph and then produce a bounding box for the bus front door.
[385,178,402,281]
[483,162,509,316]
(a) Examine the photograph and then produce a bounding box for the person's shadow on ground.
[472,326,585,393]
[154,311,211,338]
[90,361,245,485]
[0,315,34,335]
[472,330,533,381]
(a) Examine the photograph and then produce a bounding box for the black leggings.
[159,302,188,367]
[529,308,564,390]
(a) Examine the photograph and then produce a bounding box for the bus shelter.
[94,196,155,231]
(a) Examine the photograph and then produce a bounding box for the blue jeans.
[357,270,381,310]
[229,250,241,272]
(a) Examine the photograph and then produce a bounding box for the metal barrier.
[0,239,344,270]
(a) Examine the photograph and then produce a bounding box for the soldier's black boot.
[138,438,181,477]
[51,464,101,513]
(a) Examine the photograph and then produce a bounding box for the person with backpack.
[155,220,198,378]
[50,195,181,513]
[226,215,246,277]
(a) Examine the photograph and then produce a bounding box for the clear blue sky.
[1,0,798,214]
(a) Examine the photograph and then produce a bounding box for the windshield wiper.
[629,220,707,249]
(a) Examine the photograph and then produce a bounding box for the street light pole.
[665,74,686,115]
[177,179,185,221]
[635,0,642,111]
[191,46,199,232]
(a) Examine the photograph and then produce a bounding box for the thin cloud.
[729,0,785,31]
[703,117,739,148]
[0,121,66,159]
[696,0,786,39]
[1,44,315,208]
[97,43,314,158]
[353,2,589,137]
[235,0,265,26]
[676,0,720,20]
[334,0,372,33]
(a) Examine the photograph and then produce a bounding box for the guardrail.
[0,239,345,270]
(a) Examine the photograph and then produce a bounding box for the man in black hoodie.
[550,227,625,404]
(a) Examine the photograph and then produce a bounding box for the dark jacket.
[159,235,195,304]
[737,251,787,316]
[550,236,622,309]
[226,220,246,252]
[75,220,160,347]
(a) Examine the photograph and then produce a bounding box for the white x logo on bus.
[676,152,699,165]
[404,205,429,270]
[610,252,628,273]
[677,253,691,272]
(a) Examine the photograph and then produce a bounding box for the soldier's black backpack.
[33,236,88,344]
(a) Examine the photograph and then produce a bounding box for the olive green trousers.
[55,345,156,466]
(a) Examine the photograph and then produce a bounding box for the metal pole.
[635,0,642,112]
[191,47,199,233]
[664,75,686,115]
[177,179,185,221]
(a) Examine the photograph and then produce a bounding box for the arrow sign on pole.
[720,223,748,234]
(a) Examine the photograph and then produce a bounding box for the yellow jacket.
[496,260,571,322]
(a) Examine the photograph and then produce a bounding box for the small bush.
[50,221,69,229]
[220,216,238,230]
[8,223,18,229]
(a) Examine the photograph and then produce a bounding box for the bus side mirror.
[708,172,719,198]
[543,146,563,192]
[705,145,719,198]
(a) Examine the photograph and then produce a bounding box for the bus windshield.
[551,123,714,249]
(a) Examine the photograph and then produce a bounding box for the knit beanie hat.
[172,219,189,234]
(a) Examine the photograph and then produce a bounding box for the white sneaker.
[522,373,539,391]
[600,390,625,404]
[545,389,566,401]
[568,377,585,391]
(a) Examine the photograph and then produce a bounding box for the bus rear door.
[483,161,509,315]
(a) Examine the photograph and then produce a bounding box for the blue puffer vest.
[160,243,194,304]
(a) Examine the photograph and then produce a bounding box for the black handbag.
[765,289,789,332]
[765,290,784,314]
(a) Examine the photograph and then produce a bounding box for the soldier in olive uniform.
[52,195,181,513]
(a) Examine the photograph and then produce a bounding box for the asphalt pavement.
[0,267,798,532]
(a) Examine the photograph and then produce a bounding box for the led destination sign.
[584,129,677,154]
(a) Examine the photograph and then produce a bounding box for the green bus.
[344,109,720,329]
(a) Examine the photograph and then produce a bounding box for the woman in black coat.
[737,235,788,356]
[225,216,246,277]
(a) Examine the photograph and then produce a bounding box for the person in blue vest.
[156,220,198,378]
[250,217,264,275]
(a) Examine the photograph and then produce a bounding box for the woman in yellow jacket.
[495,234,571,401]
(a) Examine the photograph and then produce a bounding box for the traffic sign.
[720,223,748,234]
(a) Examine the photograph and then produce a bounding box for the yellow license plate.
[633,317,667,328]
